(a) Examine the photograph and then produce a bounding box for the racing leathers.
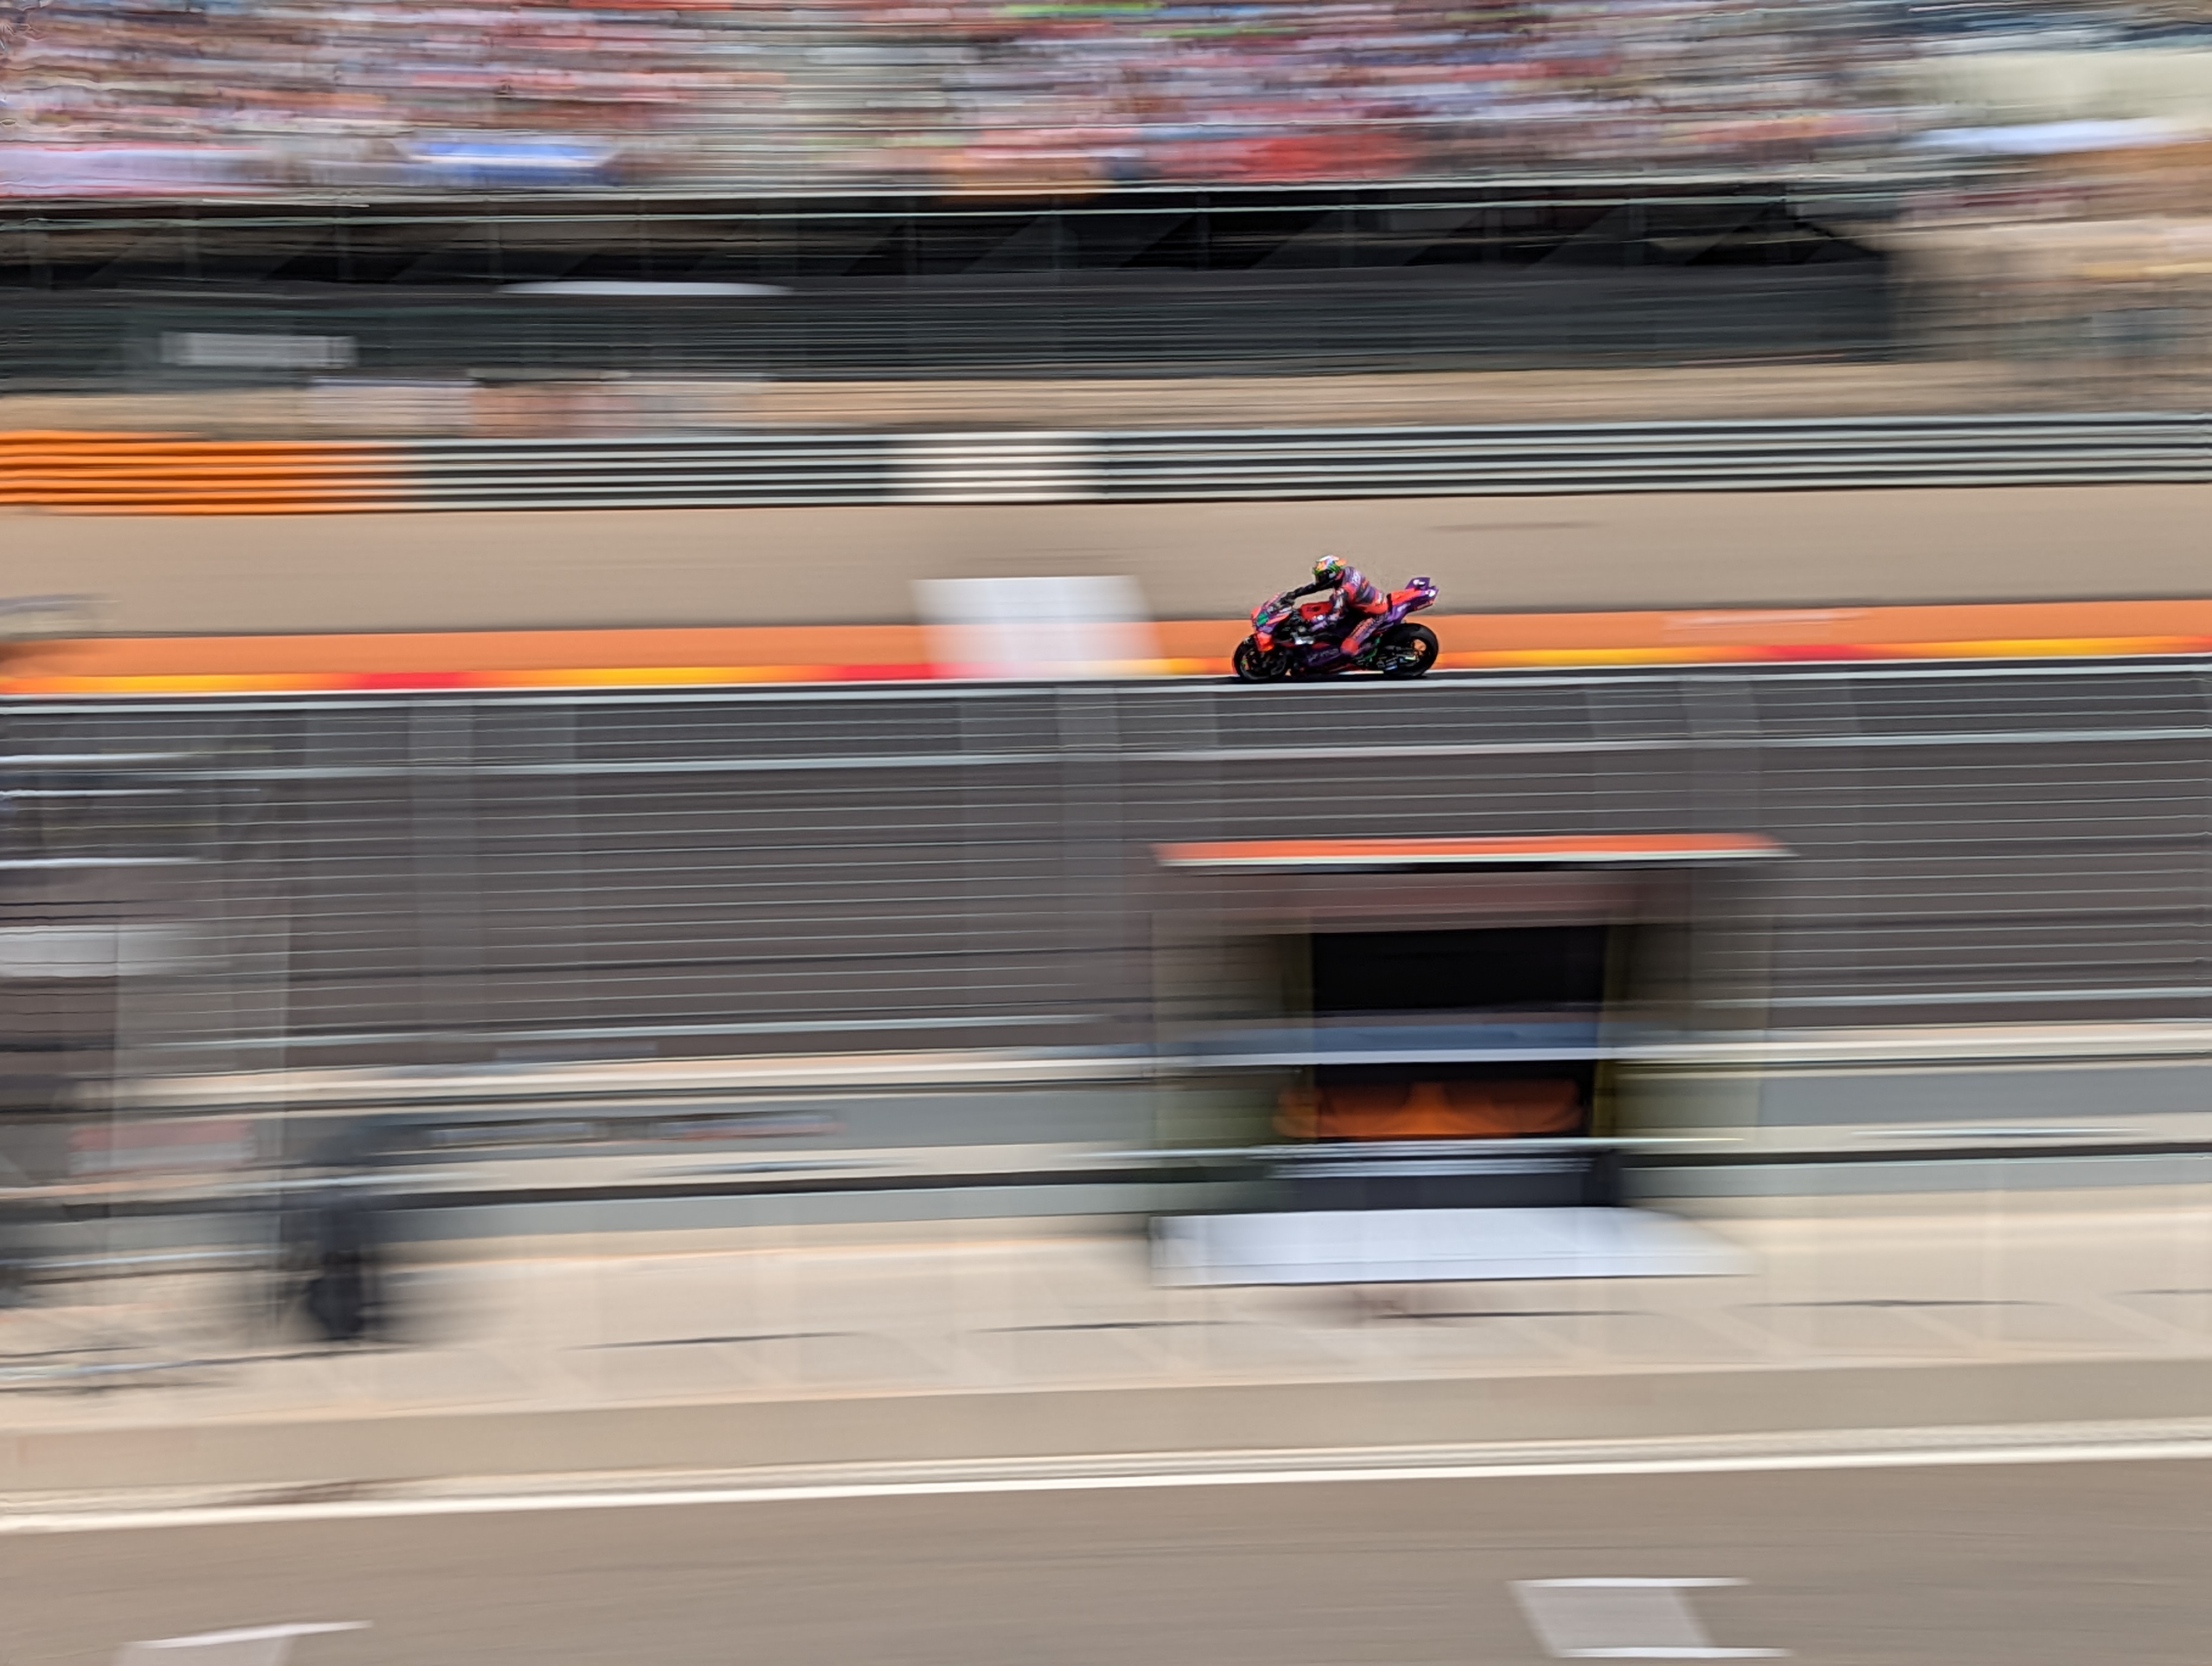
[1285,563,1388,659]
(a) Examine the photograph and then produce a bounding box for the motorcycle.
[1232,576,1441,682]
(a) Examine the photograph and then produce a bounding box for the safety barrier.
[1091,413,2212,498]
[0,430,403,513]
[14,659,2212,1073]
[3,412,2206,514]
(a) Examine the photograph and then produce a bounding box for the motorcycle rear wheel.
[1233,637,1292,682]
[1377,624,1439,678]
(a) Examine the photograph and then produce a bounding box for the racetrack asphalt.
[7,1458,2204,1666]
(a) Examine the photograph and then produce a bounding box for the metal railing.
[9,659,2212,1078]
[1088,413,2212,498]
[12,657,2212,1251]
[7,413,2208,513]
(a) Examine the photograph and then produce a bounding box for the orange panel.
[1,431,398,514]
[1156,834,1787,867]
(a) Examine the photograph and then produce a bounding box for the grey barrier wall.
[285,415,2212,509]
[7,660,2212,1094]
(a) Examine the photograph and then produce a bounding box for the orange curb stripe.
[9,606,2212,697]
[2,667,942,696]
[1158,833,1789,866]
[7,637,2211,696]
[1437,635,2212,669]
[5,643,2207,695]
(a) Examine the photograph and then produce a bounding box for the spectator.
[0,0,1970,195]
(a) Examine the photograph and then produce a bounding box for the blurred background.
[3,0,2212,418]
[4,8,2212,1661]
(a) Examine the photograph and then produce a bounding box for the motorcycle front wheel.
[1377,623,1439,679]
[1233,637,1292,682]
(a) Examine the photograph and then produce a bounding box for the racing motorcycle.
[1232,576,1440,682]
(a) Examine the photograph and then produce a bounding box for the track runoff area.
[15,598,2212,696]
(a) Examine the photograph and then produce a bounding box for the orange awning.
[1155,834,1787,869]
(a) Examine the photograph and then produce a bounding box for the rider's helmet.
[1313,555,1347,586]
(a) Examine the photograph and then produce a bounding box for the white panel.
[1152,1207,1751,1285]
[114,1623,368,1666]
[0,924,195,979]
[162,332,357,370]
[1515,1580,1786,1659]
[916,574,1158,680]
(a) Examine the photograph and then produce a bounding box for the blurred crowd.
[0,0,1920,195]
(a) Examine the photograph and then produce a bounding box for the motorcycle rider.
[1283,555,1389,660]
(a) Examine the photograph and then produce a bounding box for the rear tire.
[1377,624,1438,679]
[1233,637,1291,682]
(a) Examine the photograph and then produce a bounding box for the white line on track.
[8,1434,2212,1535]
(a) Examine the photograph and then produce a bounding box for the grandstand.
[8,0,2210,412]
[1,0,1905,195]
